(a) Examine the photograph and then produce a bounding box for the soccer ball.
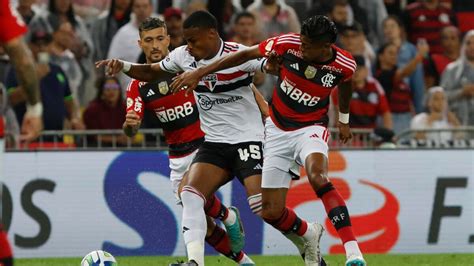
[81,250,117,266]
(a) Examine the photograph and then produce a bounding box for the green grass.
[15,254,474,266]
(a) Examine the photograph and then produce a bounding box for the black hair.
[301,15,338,43]
[139,17,167,34]
[48,0,78,28]
[383,15,407,40]
[375,42,397,70]
[234,11,255,24]
[106,0,133,40]
[95,76,122,100]
[183,10,218,30]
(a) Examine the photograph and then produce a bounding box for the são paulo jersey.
[160,41,266,144]
[258,33,356,130]
[126,72,204,158]
[0,0,27,43]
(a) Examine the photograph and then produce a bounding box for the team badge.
[321,73,336,87]
[158,81,169,95]
[304,66,317,79]
[203,74,218,91]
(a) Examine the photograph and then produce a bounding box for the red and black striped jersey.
[404,2,455,54]
[374,67,412,114]
[332,77,390,129]
[258,33,356,130]
[126,73,204,158]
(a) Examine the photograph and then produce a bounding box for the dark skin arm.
[336,80,353,144]
[95,59,169,82]
[170,45,263,93]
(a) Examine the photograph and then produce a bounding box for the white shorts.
[262,117,330,189]
[169,149,198,198]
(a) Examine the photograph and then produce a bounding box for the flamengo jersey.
[126,72,204,158]
[0,0,27,43]
[160,41,266,144]
[258,33,356,130]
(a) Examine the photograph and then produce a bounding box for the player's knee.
[307,166,329,190]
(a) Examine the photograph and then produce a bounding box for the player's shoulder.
[333,45,356,74]
[126,79,144,92]
[274,33,301,47]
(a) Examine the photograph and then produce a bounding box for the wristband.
[26,102,43,117]
[122,61,132,73]
[339,112,349,124]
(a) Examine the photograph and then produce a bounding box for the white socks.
[181,186,206,265]
[344,240,363,257]
[222,208,237,226]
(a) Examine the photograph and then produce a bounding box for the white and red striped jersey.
[160,41,266,144]
[258,33,356,130]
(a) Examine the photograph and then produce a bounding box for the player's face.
[300,35,331,63]
[428,91,446,113]
[183,27,217,61]
[465,35,474,61]
[234,17,255,39]
[139,27,170,63]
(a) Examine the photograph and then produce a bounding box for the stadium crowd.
[1,0,474,147]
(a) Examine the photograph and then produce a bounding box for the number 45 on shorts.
[238,145,261,161]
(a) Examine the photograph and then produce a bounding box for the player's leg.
[297,127,365,266]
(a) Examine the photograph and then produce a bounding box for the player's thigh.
[186,162,230,199]
[170,150,198,197]
[294,125,329,167]
[242,174,262,197]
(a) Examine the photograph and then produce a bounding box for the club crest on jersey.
[203,74,218,91]
[304,66,317,79]
[158,81,169,95]
[321,73,336,87]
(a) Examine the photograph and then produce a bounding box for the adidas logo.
[290,63,299,71]
[146,89,155,97]
[189,62,197,68]
[253,164,262,170]
[309,133,319,138]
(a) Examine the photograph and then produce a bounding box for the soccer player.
[121,17,253,265]
[1,0,43,265]
[170,15,367,266]
[97,11,324,266]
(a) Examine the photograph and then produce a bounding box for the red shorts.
[0,0,27,44]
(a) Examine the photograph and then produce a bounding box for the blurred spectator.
[425,26,461,88]
[91,0,133,62]
[339,23,375,72]
[208,0,242,40]
[374,41,429,133]
[71,0,110,24]
[164,7,185,51]
[247,0,300,40]
[332,56,392,129]
[5,31,83,133]
[371,127,397,148]
[410,86,460,141]
[107,0,154,92]
[403,0,456,54]
[357,0,388,47]
[383,0,403,18]
[229,11,258,46]
[452,0,474,34]
[83,76,127,145]
[47,18,84,104]
[327,0,350,31]
[16,0,37,24]
[440,30,474,125]
[382,15,425,113]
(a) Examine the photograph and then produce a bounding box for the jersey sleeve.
[258,33,300,57]
[159,46,185,73]
[0,0,27,43]
[126,79,145,119]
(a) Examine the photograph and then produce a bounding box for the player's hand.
[264,51,282,76]
[95,59,124,76]
[338,122,352,144]
[170,69,202,95]
[20,114,43,142]
[124,111,141,127]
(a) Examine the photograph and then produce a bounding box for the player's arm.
[337,80,353,144]
[251,83,269,119]
[123,81,143,137]
[123,111,141,137]
[95,59,168,82]
[170,45,263,93]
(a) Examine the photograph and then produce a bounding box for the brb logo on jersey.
[154,101,194,123]
[280,78,320,106]
[197,94,243,110]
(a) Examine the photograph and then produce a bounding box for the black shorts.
[192,141,263,182]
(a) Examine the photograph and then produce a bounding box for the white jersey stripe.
[335,59,356,72]
[336,53,357,68]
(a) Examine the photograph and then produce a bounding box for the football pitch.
[16,254,474,266]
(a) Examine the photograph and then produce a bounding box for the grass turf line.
[16,254,474,266]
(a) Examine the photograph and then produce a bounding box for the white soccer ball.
[81,250,118,266]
